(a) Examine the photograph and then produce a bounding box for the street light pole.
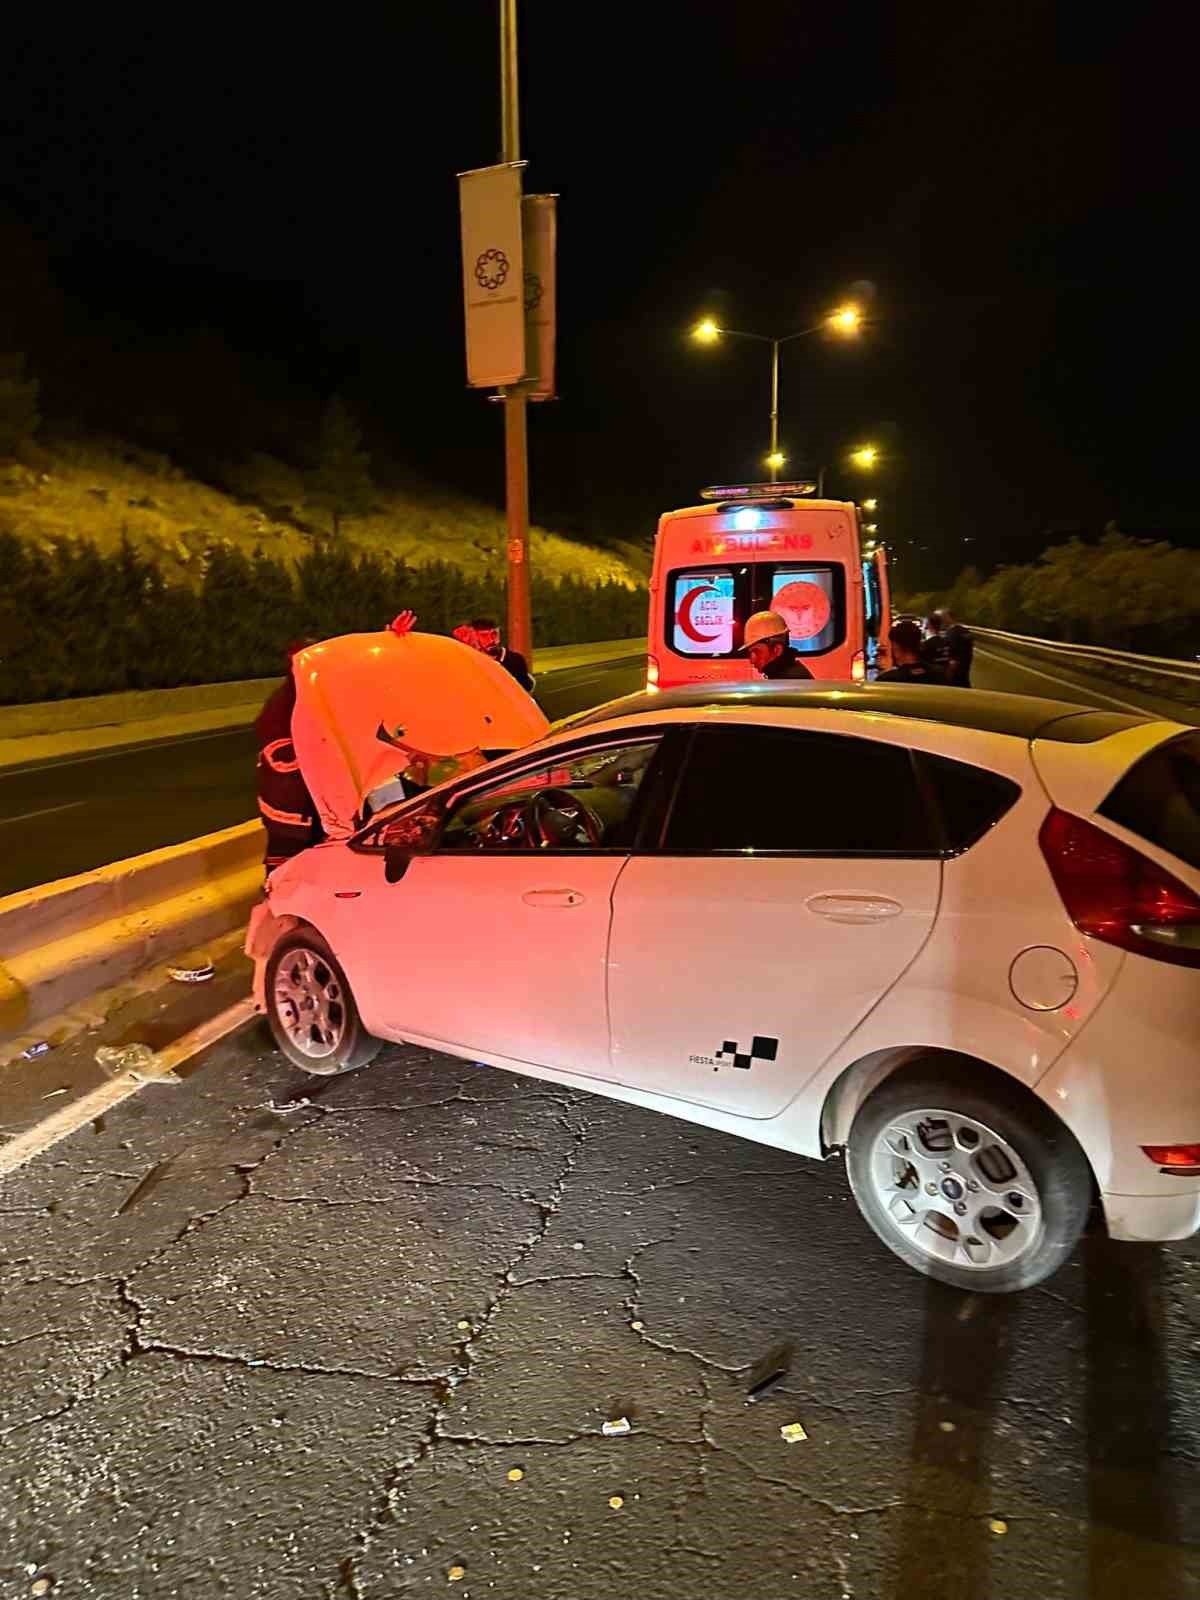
[691,307,862,483]
[499,0,532,663]
[769,338,780,482]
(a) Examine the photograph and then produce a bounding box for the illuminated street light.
[827,304,861,335]
[688,298,870,481]
[865,522,878,533]
[850,445,879,470]
[862,498,878,511]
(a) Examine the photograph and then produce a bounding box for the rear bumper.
[1100,1187,1200,1243]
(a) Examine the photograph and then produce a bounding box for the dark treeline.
[0,534,646,704]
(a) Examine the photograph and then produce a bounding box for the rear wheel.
[845,1064,1092,1292]
[265,929,381,1075]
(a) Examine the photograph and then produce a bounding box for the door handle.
[521,888,586,908]
[806,893,902,924]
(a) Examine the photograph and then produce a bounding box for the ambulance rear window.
[668,563,844,658]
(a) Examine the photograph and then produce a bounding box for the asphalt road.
[0,658,647,896]
[2,1025,1197,1598]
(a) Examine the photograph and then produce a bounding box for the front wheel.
[845,1065,1093,1292]
[265,929,381,1076]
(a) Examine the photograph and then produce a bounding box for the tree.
[312,395,372,537]
[0,353,40,457]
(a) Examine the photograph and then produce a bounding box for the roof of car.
[561,682,1152,744]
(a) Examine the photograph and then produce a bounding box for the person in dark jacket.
[741,610,815,680]
[877,619,943,682]
[924,609,974,686]
[459,616,535,691]
[255,640,323,876]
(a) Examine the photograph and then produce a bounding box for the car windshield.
[1099,731,1200,871]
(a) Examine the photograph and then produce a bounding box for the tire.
[845,1063,1093,1293]
[265,928,382,1076]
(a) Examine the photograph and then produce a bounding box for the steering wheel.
[528,788,605,849]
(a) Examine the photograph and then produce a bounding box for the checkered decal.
[716,1036,779,1071]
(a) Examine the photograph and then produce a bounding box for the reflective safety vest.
[255,682,321,862]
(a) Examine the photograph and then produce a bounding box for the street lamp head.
[850,445,879,470]
[865,523,878,534]
[693,317,721,343]
[862,498,878,511]
[828,304,862,336]
[765,450,787,472]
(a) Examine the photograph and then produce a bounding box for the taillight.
[646,655,660,693]
[851,650,866,682]
[1142,1143,1200,1175]
[1038,807,1200,969]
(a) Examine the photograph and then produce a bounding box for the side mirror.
[378,801,445,883]
[384,844,411,884]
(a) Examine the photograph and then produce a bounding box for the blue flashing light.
[733,508,763,531]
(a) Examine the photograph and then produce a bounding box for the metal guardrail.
[972,627,1200,685]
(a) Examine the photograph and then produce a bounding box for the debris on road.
[94,1044,181,1085]
[447,1564,466,1582]
[779,1422,808,1444]
[168,961,215,983]
[116,1156,177,1217]
[21,1041,51,1059]
[630,1320,644,1332]
[456,1319,472,1332]
[746,1339,795,1401]
[608,1494,625,1510]
[939,1420,957,1433]
[30,1579,53,1597]
[602,1417,632,1437]
[989,1519,1008,1536]
[507,1467,524,1482]
[40,1087,69,1099]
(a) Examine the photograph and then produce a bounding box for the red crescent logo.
[677,583,722,644]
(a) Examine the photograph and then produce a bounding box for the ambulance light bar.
[699,481,816,502]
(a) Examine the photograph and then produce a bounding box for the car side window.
[916,752,1021,854]
[439,737,662,853]
[661,725,938,855]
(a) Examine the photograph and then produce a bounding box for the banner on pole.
[519,194,557,399]
[458,162,526,388]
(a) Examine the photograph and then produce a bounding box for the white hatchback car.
[247,684,1200,1292]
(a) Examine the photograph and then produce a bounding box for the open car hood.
[291,630,549,837]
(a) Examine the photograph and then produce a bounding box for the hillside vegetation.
[0,434,647,590]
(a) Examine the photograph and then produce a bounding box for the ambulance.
[646,482,891,690]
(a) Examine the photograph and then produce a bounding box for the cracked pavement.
[2,1023,1198,1598]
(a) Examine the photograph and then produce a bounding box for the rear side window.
[1099,732,1200,871]
[661,725,938,855]
[917,753,1021,853]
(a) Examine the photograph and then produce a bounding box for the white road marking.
[540,671,621,696]
[976,646,1153,716]
[0,995,257,1175]
[0,801,87,827]
[0,725,250,781]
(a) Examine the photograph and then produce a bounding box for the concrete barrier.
[0,638,647,772]
[0,821,262,1043]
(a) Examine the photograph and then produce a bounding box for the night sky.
[2,5,1194,588]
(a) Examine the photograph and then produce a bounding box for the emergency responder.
[254,641,322,875]
[741,611,814,680]
[876,618,943,682]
